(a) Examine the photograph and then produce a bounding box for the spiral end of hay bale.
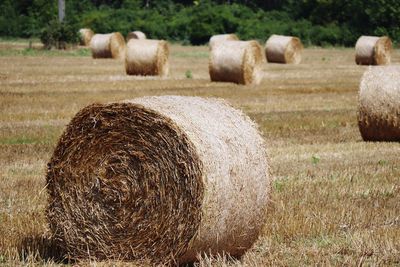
[284,37,303,64]
[374,36,392,65]
[355,36,392,65]
[242,41,265,85]
[125,39,169,77]
[79,28,94,46]
[358,66,400,141]
[46,96,271,264]
[46,102,204,263]
[126,31,147,41]
[110,32,126,60]
[209,34,239,48]
[265,35,303,64]
[90,33,126,59]
[209,40,265,85]
[90,34,112,58]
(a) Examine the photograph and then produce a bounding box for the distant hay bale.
[46,95,271,265]
[358,66,400,141]
[265,34,303,64]
[355,36,392,65]
[209,40,265,85]
[79,28,94,46]
[126,31,147,41]
[125,39,169,76]
[90,32,126,59]
[209,34,239,48]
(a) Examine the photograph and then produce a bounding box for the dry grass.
[0,41,399,266]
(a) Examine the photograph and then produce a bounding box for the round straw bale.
[126,31,147,41]
[358,66,400,141]
[90,32,126,59]
[79,28,94,46]
[355,36,392,65]
[46,95,271,264]
[209,40,265,85]
[209,34,239,48]
[125,39,169,77]
[265,34,303,64]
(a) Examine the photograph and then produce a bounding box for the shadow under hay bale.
[265,34,303,64]
[46,96,271,265]
[209,33,239,48]
[126,31,147,41]
[209,40,265,85]
[358,66,400,141]
[90,32,126,59]
[125,39,169,77]
[17,234,66,263]
[355,36,392,65]
[79,28,94,46]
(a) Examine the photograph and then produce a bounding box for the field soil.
[0,41,399,266]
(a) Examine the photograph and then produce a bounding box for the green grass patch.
[0,125,63,145]
[8,168,41,177]
[185,70,193,79]
[0,47,91,57]
[273,177,289,192]
[0,37,40,43]
[0,136,50,145]
[311,155,321,165]
[172,51,209,58]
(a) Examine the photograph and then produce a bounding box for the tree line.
[0,0,399,46]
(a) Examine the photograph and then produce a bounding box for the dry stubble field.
[0,40,399,266]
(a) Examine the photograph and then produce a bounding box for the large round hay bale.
[90,32,126,59]
[125,39,169,77]
[46,96,271,264]
[209,40,265,85]
[355,36,392,65]
[265,34,303,64]
[126,31,147,41]
[358,66,400,141]
[79,28,94,46]
[209,33,239,48]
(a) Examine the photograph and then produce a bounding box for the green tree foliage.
[0,0,399,46]
[40,20,78,49]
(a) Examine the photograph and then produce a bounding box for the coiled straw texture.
[90,32,126,59]
[79,28,94,46]
[265,34,303,64]
[209,40,265,85]
[46,95,271,264]
[125,39,169,77]
[358,66,400,141]
[126,31,147,41]
[355,36,392,65]
[209,34,239,48]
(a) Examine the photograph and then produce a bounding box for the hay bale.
[125,39,169,77]
[209,40,265,85]
[355,36,392,65]
[126,31,147,41]
[46,96,271,264]
[90,32,126,59]
[264,34,303,64]
[358,66,400,141]
[209,34,239,48]
[79,28,94,46]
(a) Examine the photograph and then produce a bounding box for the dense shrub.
[1,0,399,47]
[40,21,78,49]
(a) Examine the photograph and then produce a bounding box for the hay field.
[0,40,399,266]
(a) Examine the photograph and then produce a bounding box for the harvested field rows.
[0,42,399,266]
